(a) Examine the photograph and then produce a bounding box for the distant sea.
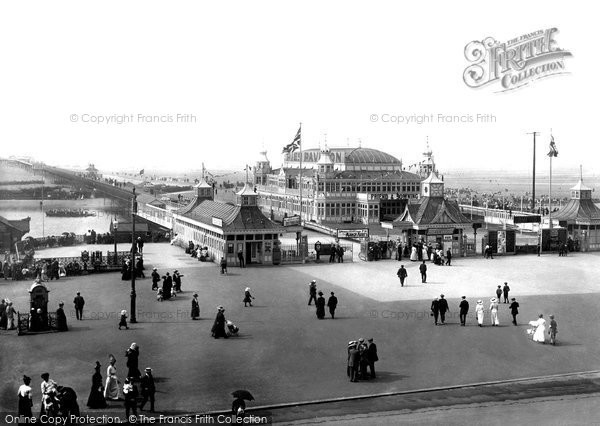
[443,169,600,198]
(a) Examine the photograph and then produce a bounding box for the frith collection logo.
[463,28,572,92]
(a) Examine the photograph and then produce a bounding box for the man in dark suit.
[397,265,407,286]
[151,268,160,291]
[139,367,155,412]
[459,296,469,326]
[445,249,452,266]
[367,338,378,379]
[503,282,510,303]
[438,294,449,324]
[73,292,85,320]
[509,298,520,325]
[347,342,360,382]
[327,292,338,319]
[431,298,440,325]
[419,261,427,283]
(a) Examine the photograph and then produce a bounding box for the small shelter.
[552,177,600,251]
[386,172,472,255]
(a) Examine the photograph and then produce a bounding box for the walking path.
[1,243,599,418]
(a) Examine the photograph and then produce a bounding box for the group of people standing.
[96,343,156,415]
[0,297,17,330]
[151,268,183,301]
[17,343,156,419]
[346,338,378,382]
[308,280,338,319]
[431,285,559,345]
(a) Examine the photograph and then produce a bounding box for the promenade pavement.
[1,243,599,419]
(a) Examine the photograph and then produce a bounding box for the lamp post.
[130,188,137,323]
[113,218,118,265]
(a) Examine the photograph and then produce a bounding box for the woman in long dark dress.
[56,302,68,331]
[211,306,228,338]
[191,293,200,320]
[162,274,172,300]
[125,343,141,379]
[315,291,326,319]
[86,361,107,408]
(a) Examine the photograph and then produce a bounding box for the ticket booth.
[29,281,50,331]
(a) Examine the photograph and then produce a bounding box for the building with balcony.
[253,146,423,225]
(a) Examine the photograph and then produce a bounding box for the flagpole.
[549,141,552,230]
[299,122,303,225]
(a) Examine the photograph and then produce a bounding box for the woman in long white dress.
[489,298,499,326]
[410,246,418,261]
[529,314,546,343]
[475,300,485,327]
[103,354,119,400]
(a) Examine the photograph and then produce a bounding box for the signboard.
[427,228,455,235]
[443,235,453,241]
[513,215,541,224]
[381,222,394,229]
[337,228,369,239]
[212,217,223,227]
[283,215,301,226]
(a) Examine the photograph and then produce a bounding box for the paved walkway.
[1,244,599,419]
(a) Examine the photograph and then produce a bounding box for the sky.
[0,1,597,176]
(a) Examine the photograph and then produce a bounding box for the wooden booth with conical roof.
[385,172,473,255]
[551,177,600,251]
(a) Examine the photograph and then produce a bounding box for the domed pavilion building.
[254,146,423,225]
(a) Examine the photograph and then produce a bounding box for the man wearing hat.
[459,296,469,326]
[509,298,520,325]
[73,291,85,321]
[430,297,440,325]
[173,270,182,293]
[327,292,338,319]
[358,338,369,380]
[56,301,68,331]
[191,293,200,320]
[308,280,317,305]
[151,268,160,291]
[315,291,326,319]
[139,367,156,412]
[438,294,449,325]
[367,338,378,379]
[397,265,407,286]
[347,341,360,382]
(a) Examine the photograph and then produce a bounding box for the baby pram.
[226,320,239,337]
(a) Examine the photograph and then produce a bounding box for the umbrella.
[231,390,254,401]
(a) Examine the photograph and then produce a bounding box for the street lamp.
[113,218,118,265]
[130,188,137,323]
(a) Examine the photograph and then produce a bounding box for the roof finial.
[358,138,362,148]
[580,164,583,182]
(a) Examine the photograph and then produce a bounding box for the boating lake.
[0,198,129,238]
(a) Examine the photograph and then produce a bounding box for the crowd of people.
[428,285,558,345]
[16,342,156,418]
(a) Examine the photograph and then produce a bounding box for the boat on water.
[45,208,96,217]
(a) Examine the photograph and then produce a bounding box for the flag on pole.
[139,169,145,175]
[547,135,558,157]
[282,125,302,154]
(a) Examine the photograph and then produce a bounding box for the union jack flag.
[282,125,301,154]
[547,135,558,157]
